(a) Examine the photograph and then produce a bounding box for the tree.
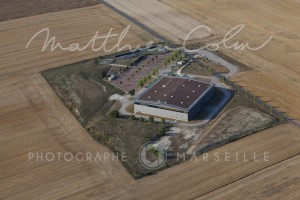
[158,127,166,137]
[152,69,156,76]
[171,54,177,61]
[178,55,182,61]
[138,79,144,87]
[172,51,177,58]
[147,74,151,80]
[139,117,145,122]
[129,89,135,96]
[149,116,154,123]
[166,57,171,63]
[143,76,147,83]
[100,70,106,78]
[109,110,119,118]
[129,115,136,120]
[161,118,166,124]
[164,60,167,66]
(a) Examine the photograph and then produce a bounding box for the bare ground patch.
[42,57,170,179]
[197,106,278,153]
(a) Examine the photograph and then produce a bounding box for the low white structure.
[108,74,117,81]
[134,104,188,121]
[177,61,184,66]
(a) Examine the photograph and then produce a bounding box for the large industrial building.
[134,76,215,122]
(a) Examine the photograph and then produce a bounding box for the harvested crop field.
[198,154,300,199]
[1,1,300,199]
[160,0,300,122]
[0,73,133,199]
[0,5,152,199]
[127,124,300,199]
[0,5,156,79]
[1,76,299,200]
[0,0,98,21]
[104,0,212,44]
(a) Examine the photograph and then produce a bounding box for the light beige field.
[128,124,300,199]
[198,154,300,200]
[161,0,300,122]
[1,73,299,200]
[0,5,155,79]
[0,73,133,199]
[0,5,150,199]
[104,0,212,44]
[1,2,300,200]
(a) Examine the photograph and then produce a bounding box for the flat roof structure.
[135,76,215,112]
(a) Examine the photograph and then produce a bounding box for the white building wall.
[134,104,188,122]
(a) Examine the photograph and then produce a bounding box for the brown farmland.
[1,73,300,199]
[1,1,300,200]
[197,154,300,200]
[0,5,149,199]
[0,0,98,22]
[161,0,300,122]
[104,0,212,44]
[126,124,300,199]
[0,5,156,79]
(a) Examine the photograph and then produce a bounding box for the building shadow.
[192,87,236,122]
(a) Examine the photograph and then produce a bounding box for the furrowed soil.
[1,1,300,199]
[161,0,300,122]
[0,5,156,79]
[104,0,212,44]
[0,0,98,21]
[0,5,152,199]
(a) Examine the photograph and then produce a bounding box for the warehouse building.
[134,76,215,122]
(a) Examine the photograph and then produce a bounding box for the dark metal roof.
[135,76,214,111]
